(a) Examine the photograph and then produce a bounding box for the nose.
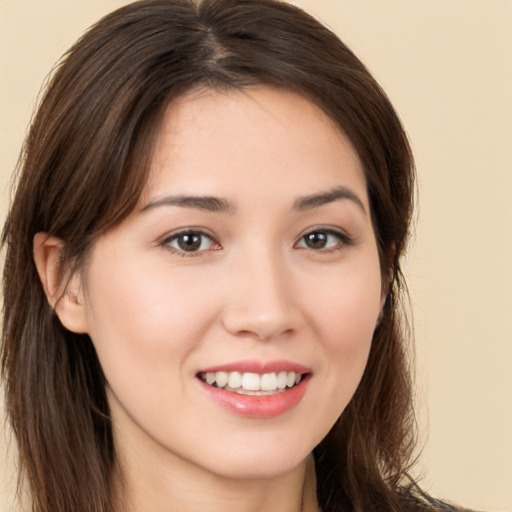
[221,249,298,342]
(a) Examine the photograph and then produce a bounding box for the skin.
[35,87,384,512]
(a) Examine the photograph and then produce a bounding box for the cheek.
[82,255,222,384]
[81,258,226,444]
[301,256,382,412]
[304,253,382,347]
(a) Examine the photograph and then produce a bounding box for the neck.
[114,440,320,512]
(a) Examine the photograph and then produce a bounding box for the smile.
[198,371,303,395]
[196,360,312,417]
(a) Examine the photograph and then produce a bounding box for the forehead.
[144,86,368,208]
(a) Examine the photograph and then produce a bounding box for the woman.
[1,1,457,511]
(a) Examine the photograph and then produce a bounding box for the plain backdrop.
[1,1,511,511]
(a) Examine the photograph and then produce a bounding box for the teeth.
[215,371,228,388]
[260,372,277,391]
[201,371,303,393]
[228,371,242,388]
[242,372,260,391]
[276,371,288,389]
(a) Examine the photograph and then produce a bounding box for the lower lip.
[199,375,310,419]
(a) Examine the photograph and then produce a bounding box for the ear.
[378,242,397,319]
[33,233,89,334]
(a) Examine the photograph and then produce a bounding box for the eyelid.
[160,228,221,256]
[294,226,354,250]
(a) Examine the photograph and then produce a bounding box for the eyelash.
[161,227,353,257]
[294,228,353,253]
[161,230,220,258]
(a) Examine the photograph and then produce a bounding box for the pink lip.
[198,359,311,374]
[197,360,312,419]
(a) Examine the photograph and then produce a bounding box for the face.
[76,87,383,481]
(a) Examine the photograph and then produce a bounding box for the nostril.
[221,302,298,341]
[230,327,295,342]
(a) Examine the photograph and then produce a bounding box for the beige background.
[1,1,511,511]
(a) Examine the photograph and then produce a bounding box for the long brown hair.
[2,1,422,511]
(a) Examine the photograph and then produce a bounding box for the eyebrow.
[141,195,235,214]
[141,186,366,216]
[293,186,367,215]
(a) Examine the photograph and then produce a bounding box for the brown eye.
[296,229,348,251]
[177,233,203,251]
[304,231,329,249]
[164,231,217,254]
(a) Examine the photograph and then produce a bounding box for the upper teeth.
[200,371,302,392]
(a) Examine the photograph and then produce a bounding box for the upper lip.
[197,359,311,374]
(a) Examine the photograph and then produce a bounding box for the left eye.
[295,230,345,251]
[164,231,217,253]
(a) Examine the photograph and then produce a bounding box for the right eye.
[294,228,351,253]
[163,230,219,255]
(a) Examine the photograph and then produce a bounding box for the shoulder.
[402,500,481,512]
[398,493,479,512]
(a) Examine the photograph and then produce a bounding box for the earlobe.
[377,242,396,325]
[33,232,89,334]
[380,242,397,305]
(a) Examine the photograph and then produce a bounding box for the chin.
[193,430,319,481]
